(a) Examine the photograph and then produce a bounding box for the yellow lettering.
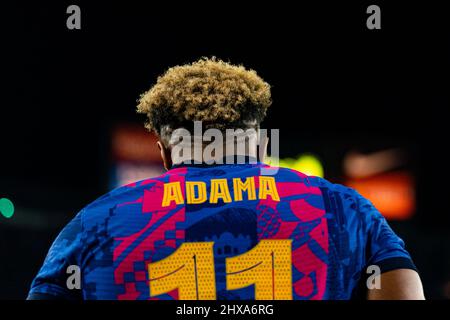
[149,242,216,300]
[259,176,280,201]
[210,179,232,203]
[233,177,256,202]
[186,181,207,204]
[226,239,292,300]
[162,181,184,207]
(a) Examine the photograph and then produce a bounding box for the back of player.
[28,161,416,300]
[28,58,422,300]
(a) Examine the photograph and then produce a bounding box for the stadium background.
[1,1,449,299]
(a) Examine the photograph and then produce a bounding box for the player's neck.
[171,139,260,166]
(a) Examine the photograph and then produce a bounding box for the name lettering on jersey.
[161,176,280,207]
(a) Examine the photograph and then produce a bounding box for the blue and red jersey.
[28,161,416,300]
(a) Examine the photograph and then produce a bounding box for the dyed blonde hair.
[137,57,272,136]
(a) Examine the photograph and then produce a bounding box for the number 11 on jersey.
[148,239,293,300]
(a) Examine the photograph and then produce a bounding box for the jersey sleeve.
[356,191,417,273]
[27,210,84,300]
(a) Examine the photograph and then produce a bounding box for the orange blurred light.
[346,171,415,220]
[112,124,160,162]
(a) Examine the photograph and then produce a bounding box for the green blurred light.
[0,198,15,218]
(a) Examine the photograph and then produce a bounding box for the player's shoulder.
[270,164,366,210]
[308,173,379,219]
[79,169,183,223]
[309,175,358,198]
[263,164,356,195]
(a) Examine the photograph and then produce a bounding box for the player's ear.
[157,141,172,171]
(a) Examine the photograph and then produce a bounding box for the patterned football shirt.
[28,161,416,300]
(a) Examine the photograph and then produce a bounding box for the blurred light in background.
[0,198,15,218]
[110,124,163,188]
[443,280,450,299]
[344,148,405,179]
[346,172,415,220]
[266,154,324,177]
[112,124,161,162]
[344,148,415,220]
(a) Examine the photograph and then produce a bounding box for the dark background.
[1,1,449,299]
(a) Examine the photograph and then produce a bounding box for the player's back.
[28,161,415,300]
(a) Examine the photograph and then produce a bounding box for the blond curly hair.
[137,57,272,135]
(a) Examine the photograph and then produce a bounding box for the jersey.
[28,161,416,300]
